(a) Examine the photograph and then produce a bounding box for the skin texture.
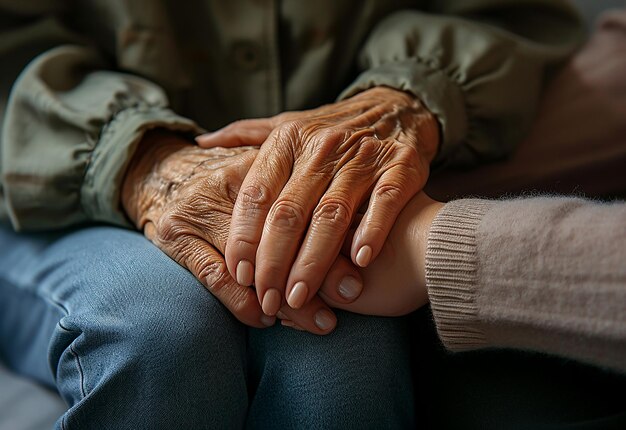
[121,131,356,335]
[196,86,440,317]
[295,193,443,330]
[331,193,442,316]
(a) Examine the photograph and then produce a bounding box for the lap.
[0,224,415,428]
[0,227,247,424]
[247,311,414,429]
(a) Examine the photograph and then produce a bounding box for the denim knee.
[43,227,248,428]
[246,311,415,428]
[46,227,244,356]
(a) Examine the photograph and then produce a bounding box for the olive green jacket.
[0,0,582,230]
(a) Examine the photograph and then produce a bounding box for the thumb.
[196,118,274,148]
[318,254,364,306]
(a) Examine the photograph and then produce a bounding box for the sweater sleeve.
[0,4,203,231]
[426,197,626,372]
[339,0,583,167]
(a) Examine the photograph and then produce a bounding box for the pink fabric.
[427,9,626,200]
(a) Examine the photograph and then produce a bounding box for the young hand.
[285,192,443,324]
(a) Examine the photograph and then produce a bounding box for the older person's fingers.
[281,166,371,309]
[150,223,273,329]
[220,87,438,317]
[253,151,366,311]
[350,155,426,268]
[195,118,274,148]
[253,184,324,310]
[224,130,296,316]
[276,296,337,335]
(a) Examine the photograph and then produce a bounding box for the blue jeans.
[0,225,415,429]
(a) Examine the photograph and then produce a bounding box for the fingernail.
[276,311,287,319]
[287,281,309,309]
[314,309,336,331]
[236,260,254,286]
[261,315,276,327]
[355,245,372,267]
[281,319,295,328]
[261,288,281,316]
[338,276,362,300]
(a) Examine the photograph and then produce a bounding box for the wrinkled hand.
[197,86,439,316]
[121,131,343,334]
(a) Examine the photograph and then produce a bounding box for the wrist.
[405,195,444,296]
[121,130,191,227]
[408,94,440,164]
[364,86,440,163]
[417,109,441,164]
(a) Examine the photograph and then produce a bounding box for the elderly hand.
[121,130,347,334]
[196,86,439,316]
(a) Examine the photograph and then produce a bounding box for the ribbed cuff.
[426,199,494,351]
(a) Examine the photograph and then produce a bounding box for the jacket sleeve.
[0,3,202,231]
[426,197,626,373]
[340,0,584,167]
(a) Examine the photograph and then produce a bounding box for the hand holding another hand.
[121,131,348,334]
[275,192,443,331]
[197,86,440,316]
[324,193,443,317]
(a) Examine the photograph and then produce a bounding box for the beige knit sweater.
[426,197,626,372]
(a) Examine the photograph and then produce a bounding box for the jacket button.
[230,41,263,71]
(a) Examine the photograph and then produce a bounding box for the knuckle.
[277,119,304,138]
[311,129,350,160]
[373,181,404,202]
[206,170,239,205]
[399,145,422,168]
[355,137,382,164]
[365,223,387,238]
[201,260,231,293]
[237,183,273,211]
[229,289,256,317]
[299,258,321,271]
[267,200,307,232]
[208,168,229,186]
[229,234,260,250]
[315,128,348,148]
[155,208,189,243]
[393,149,427,184]
[312,197,352,231]
[270,120,302,155]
